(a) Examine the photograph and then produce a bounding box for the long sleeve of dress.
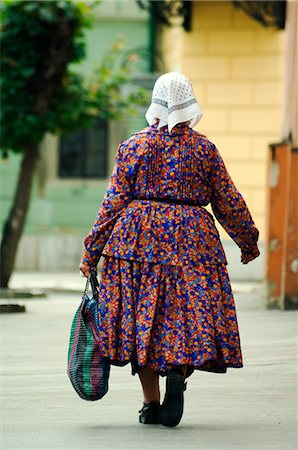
[209,143,260,260]
[81,141,132,268]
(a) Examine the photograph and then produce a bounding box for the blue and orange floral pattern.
[81,123,259,374]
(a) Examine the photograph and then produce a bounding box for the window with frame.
[59,119,108,179]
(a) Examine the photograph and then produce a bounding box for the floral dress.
[81,122,259,375]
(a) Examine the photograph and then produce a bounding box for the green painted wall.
[79,21,150,76]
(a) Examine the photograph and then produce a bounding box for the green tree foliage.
[1,0,147,155]
[1,0,90,154]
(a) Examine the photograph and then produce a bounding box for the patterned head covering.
[145,72,203,132]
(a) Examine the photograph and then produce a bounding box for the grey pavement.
[0,273,297,450]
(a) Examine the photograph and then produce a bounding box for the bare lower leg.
[138,367,160,404]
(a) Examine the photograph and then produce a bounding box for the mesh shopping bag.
[67,269,110,401]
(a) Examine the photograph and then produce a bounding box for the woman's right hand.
[79,263,91,278]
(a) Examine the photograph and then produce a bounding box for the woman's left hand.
[79,263,91,278]
[241,254,256,264]
[241,248,260,264]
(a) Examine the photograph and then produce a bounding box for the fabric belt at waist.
[133,196,202,207]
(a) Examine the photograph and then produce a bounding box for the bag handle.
[83,268,99,300]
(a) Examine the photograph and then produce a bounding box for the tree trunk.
[0,143,39,288]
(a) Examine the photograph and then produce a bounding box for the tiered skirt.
[96,256,243,375]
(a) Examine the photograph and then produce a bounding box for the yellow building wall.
[178,1,285,241]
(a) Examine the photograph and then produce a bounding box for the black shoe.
[161,369,187,427]
[139,401,161,424]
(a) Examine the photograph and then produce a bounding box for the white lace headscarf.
[145,72,203,132]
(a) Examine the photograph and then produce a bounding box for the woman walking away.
[79,72,260,427]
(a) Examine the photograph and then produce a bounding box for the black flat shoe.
[139,401,161,424]
[161,369,187,427]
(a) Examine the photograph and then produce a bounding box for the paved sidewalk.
[8,270,88,293]
[1,275,297,450]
